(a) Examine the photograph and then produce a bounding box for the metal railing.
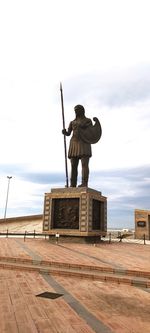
[0,229,149,245]
[0,230,48,241]
[102,232,149,245]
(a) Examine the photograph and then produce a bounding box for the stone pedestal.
[43,187,107,242]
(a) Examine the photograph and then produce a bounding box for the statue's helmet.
[74,104,85,116]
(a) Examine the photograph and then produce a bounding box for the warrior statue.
[62,104,102,187]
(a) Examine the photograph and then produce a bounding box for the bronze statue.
[62,105,102,187]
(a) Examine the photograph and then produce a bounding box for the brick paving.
[0,238,149,332]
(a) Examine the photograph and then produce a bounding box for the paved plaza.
[0,238,150,332]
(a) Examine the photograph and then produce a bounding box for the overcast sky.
[0,0,150,228]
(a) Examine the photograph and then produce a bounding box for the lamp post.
[4,176,12,219]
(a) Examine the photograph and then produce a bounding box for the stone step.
[0,256,150,288]
[0,255,150,278]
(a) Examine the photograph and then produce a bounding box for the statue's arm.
[62,122,72,136]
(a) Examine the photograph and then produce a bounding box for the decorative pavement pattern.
[0,238,149,332]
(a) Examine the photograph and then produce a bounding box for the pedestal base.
[43,187,107,241]
[47,235,102,244]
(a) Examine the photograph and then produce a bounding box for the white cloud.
[0,0,150,226]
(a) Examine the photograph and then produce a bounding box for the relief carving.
[52,198,79,229]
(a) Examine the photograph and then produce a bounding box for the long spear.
[60,82,69,187]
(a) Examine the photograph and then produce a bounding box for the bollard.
[109,232,111,244]
[24,231,27,242]
[55,233,60,244]
[6,229,8,238]
[143,234,146,245]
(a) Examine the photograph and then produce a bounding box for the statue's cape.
[79,118,102,144]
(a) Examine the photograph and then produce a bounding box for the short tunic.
[67,117,92,159]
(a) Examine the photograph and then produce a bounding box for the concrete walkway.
[0,238,150,332]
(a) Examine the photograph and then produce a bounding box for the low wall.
[0,214,43,224]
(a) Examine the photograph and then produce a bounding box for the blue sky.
[0,0,150,228]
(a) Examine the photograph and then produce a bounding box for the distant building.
[135,209,150,240]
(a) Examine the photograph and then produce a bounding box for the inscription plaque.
[52,198,79,229]
[137,221,146,227]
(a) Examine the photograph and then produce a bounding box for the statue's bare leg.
[70,157,79,187]
[78,156,89,187]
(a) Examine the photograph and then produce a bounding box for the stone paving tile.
[18,321,37,333]
[54,275,150,333]
[0,269,97,333]
[0,238,148,271]
[0,239,150,332]
[0,239,31,259]
[13,238,150,271]
[0,321,19,333]
[61,242,150,271]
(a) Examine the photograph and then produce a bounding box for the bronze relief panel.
[52,198,79,229]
